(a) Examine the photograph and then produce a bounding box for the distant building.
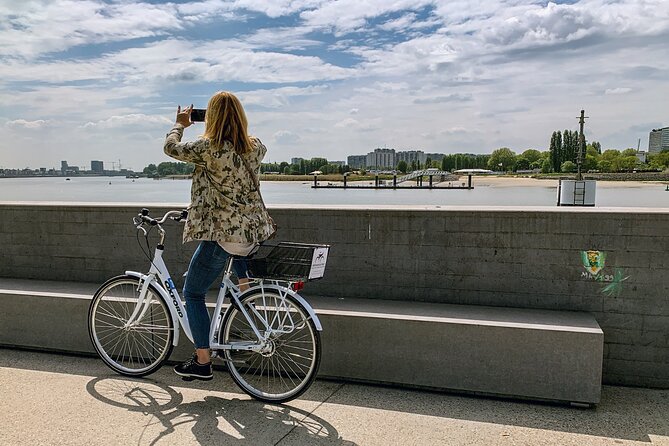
[347,155,367,169]
[291,157,304,165]
[425,153,446,163]
[329,160,345,166]
[347,148,437,170]
[91,160,104,173]
[366,148,395,170]
[61,161,68,174]
[649,127,669,153]
[396,150,426,166]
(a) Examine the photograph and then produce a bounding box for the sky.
[1,0,668,171]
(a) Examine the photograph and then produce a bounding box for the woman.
[164,91,275,381]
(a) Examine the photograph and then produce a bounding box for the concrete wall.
[1,202,668,388]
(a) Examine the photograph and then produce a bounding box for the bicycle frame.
[124,245,322,354]
[124,246,192,347]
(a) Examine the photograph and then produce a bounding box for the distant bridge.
[395,169,459,184]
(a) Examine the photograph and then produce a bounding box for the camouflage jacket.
[164,124,275,245]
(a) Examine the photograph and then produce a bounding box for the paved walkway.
[0,348,668,446]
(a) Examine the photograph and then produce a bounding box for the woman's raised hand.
[175,104,193,128]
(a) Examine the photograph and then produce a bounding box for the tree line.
[544,128,669,173]
[143,162,194,177]
[549,129,591,172]
[261,154,493,176]
[485,145,666,174]
[260,158,349,175]
[141,135,669,176]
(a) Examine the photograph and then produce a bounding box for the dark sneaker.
[174,353,213,381]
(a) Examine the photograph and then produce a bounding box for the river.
[1,176,668,207]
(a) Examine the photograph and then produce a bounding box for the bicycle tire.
[89,275,174,377]
[220,289,321,403]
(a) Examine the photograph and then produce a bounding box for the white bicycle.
[88,208,329,403]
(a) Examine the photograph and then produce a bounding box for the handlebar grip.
[170,210,189,222]
[142,215,158,226]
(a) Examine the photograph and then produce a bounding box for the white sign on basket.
[308,247,329,280]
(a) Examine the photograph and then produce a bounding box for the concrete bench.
[316,297,603,405]
[0,278,603,405]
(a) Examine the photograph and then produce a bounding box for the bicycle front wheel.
[89,275,174,377]
[220,290,321,403]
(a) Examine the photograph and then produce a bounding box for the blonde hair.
[202,91,254,154]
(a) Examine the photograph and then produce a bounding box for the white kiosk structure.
[557,178,596,206]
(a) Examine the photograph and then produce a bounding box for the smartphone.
[190,108,206,122]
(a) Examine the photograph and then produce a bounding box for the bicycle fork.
[123,275,155,329]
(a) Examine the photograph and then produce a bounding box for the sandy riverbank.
[470,176,668,188]
[296,176,669,189]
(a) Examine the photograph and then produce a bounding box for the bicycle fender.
[243,284,323,331]
[124,270,181,346]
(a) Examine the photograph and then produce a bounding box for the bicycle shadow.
[86,376,356,446]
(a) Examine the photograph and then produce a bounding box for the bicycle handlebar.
[135,208,188,227]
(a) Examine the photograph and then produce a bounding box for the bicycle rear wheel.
[220,290,321,403]
[89,275,174,376]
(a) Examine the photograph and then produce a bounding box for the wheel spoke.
[90,278,173,376]
[222,290,320,402]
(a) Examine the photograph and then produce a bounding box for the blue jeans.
[184,241,248,349]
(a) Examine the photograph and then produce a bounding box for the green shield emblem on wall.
[581,250,606,275]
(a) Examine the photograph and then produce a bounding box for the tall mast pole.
[576,109,589,181]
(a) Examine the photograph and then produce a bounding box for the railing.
[395,169,459,183]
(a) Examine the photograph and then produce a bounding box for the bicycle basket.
[246,242,330,281]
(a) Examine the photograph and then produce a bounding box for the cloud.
[5,119,55,129]
[300,0,433,34]
[0,0,181,58]
[421,126,483,141]
[354,33,458,76]
[604,87,632,95]
[442,126,477,135]
[435,0,669,49]
[232,0,324,19]
[333,117,381,132]
[0,84,151,120]
[378,13,419,31]
[82,114,172,129]
[243,26,321,51]
[478,2,597,48]
[108,38,354,84]
[477,106,530,119]
[354,82,410,95]
[273,130,302,144]
[413,93,472,104]
[240,85,330,109]
[175,1,238,21]
[351,0,669,79]
[334,118,358,128]
[0,37,354,97]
